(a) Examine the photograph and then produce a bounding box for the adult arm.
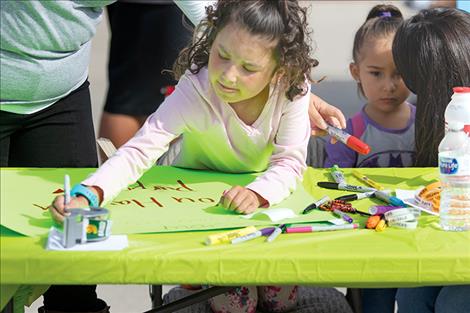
[173,0,216,26]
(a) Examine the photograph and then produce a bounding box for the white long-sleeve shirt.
[174,0,216,26]
[83,68,311,205]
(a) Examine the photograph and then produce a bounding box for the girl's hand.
[49,195,89,223]
[309,93,347,142]
[220,186,266,214]
[49,184,103,223]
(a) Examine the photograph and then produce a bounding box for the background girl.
[323,4,410,313]
[323,4,413,169]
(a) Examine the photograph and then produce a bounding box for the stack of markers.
[316,166,420,230]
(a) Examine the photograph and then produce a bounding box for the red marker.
[326,125,370,155]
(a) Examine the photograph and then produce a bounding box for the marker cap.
[346,136,370,155]
[261,227,276,236]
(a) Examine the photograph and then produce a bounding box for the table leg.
[149,285,163,308]
[1,299,13,313]
[346,288,362,313]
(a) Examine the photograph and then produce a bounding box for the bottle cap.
[453,87,470,93]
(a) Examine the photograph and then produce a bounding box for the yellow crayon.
[205,226,257,245]
[352,170,384,190]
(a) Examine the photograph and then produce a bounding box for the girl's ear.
[349,62,360,83]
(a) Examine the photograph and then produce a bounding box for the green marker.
[330,165,346,184]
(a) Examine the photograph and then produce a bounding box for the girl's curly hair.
[173,0,318,101]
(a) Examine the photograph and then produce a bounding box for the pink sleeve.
[246,87,310,206]
[82,77,193,204]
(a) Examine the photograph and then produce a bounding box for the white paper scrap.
[46,227,128,251]
[242,208,297,222]
[395,189,438,216]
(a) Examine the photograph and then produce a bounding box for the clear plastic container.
[438,123,470,231]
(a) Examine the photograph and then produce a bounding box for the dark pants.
[0,81,98,167]
[104,3,191,116]
[362,288,397,313]
[0,81,101,311]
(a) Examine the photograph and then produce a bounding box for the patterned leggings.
[209,285,298,313]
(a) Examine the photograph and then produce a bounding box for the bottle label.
[439,153,470,176]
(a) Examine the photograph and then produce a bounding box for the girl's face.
[208,22,278,105]
[350,36,410,113]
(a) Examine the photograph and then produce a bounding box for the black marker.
[335,191,376,201]
[302,196,330,214]
[317,182,376,193]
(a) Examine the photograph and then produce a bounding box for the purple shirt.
[324,103,416,168]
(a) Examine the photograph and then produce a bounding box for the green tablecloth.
[1,167,470,310]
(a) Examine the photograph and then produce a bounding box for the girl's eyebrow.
[218,43,263,69]
[366,65,383,69]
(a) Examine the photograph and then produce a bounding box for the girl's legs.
[258,285,298,313]
[209,286,258,313]
[434,285,470,313]
[362,288,397,313]
[396,286,442,313]
[208,285,297,313]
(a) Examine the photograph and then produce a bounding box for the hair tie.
[378,11,392,18]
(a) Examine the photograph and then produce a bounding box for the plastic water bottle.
[445,87,470,135]
[438,122,470,231]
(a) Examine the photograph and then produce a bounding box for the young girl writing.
[50,1,316,312]
[323,5,410,313]
[324,4,413,169]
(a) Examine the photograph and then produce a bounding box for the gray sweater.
[0,0,213,114]
[1,1,114,114]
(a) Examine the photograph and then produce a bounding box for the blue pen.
[64,174,71,205]
[333,209,353,223]
[374,190,405,207]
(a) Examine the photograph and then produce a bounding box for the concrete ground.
[25,1,417,312]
